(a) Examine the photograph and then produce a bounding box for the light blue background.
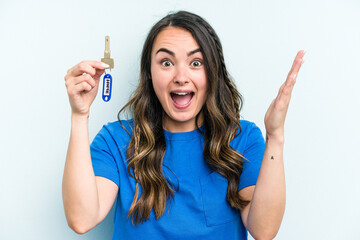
[0,0,359,239]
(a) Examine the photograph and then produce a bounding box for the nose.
[174,64,189,85]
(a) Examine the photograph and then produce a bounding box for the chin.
[169,113,196,123]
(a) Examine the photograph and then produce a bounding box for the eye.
[191,60,202,67]
[161,59,173,67]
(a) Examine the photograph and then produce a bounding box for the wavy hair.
[118,11,247,225]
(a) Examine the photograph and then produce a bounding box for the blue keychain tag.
[102,73,112,102]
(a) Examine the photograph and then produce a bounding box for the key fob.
[102,73,112,102]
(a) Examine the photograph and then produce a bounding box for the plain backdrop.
[1,0,359,239]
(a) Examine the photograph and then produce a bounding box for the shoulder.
[238,120,263,138]
[93,119,134,146]
[231,120,265,151]
[102,119,134,136]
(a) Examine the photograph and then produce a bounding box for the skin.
[150,27,208,133]
[63,60,119,234]
[239,50,305,239]
[62,25,305,237]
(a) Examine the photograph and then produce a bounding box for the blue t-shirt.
[90,119,265,240]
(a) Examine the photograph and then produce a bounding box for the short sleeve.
[238,123,265,191]
[90,125,120,187]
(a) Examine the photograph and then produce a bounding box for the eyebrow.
[155,48,201,57]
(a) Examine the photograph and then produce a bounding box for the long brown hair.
[118,11,247,225]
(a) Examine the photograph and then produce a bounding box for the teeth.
[173,92,190,95]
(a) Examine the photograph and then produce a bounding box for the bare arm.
[239,50,305,239]
[62,114,100,233]
[62,61,118,234]
[239,137,285,240]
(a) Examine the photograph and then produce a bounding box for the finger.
[276,82,286,99]
[73,81,93,93]
[288,50,305,75]
[285,50,305,87]
[68,60,109,77]
[67,81,93,97]
[278,77,296,103]
[94,68,106,79]
[273,50,305,112]
[281,50,306,97]
[66,74,96,88]
[278,75,296,105]
[276,83,292,110]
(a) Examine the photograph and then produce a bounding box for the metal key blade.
[101,36,114,69]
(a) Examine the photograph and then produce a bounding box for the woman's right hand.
[64,61,109,117]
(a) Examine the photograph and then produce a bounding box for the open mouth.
[170,91,194,109]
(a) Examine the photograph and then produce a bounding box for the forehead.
[152,27,199,51]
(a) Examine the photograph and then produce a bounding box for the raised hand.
[264,50,305,141]
[64,61,109,117]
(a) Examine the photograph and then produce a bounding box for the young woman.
[62,11,305,240]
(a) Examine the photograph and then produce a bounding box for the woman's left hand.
[264,50,305,141]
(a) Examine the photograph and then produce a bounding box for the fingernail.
[101,63,110,68]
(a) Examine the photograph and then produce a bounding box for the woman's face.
[150,27,207,132]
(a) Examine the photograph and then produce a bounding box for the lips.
[170,91,194,109]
